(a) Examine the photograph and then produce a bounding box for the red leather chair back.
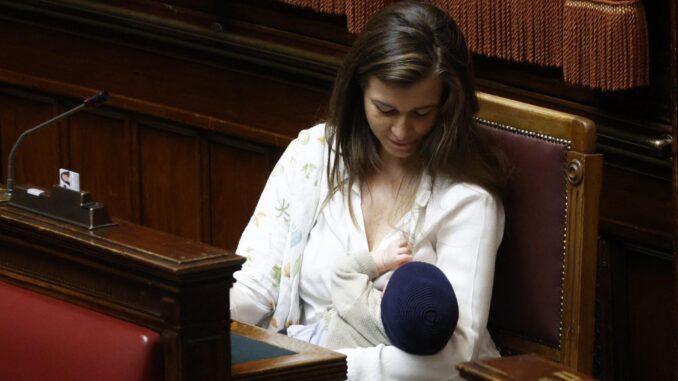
[0,281,163,381]
[480,120,568,348]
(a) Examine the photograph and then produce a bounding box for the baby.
[284,239,458,355]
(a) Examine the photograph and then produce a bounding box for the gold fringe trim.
[277,0,650,91]
[433,0,563,67]
[278,0,345,15]
[345,0,392,33]
[563,0,649,90]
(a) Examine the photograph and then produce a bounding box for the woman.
[230,1,508,379]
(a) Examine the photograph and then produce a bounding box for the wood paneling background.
[0,0,334,251]
[0,92,62,188]
[0,0,674,379]
[209,137,277,249]
[0,83,286,250]
[70,110,136,221]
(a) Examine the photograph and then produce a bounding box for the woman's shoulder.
[307,123,327,135]
[426,179,505,226]
[285,123,328,156]
[431,178,500,205]
[294,123,327,143]
[274,123,329,188]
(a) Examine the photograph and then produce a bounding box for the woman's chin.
[383,148,416,161]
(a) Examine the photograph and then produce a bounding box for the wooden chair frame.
[476,92,602,374]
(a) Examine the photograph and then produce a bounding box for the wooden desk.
[231,321,346,381]
[0,203,346,380]
[0,203,244,380]
[457,354,597,381]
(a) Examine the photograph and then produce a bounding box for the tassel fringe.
[563,0,649,90]
[277,0,650,91]
[278,0,345,15]
[434,0,563,67]
[345,0,392,33]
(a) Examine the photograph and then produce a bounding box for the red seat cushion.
[0,281,162,381]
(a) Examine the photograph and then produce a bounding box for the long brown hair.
[325,1,508,217]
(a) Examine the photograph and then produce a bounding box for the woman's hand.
[371,240,413,273]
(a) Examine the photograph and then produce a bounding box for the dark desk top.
[231,321,346,381]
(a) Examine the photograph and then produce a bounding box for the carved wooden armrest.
[457,354,598,381]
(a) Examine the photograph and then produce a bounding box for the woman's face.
[363,73,443,163]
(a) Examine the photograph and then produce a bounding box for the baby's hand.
[371,240,412,273]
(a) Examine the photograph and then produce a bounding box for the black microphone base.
[9,185,115,230]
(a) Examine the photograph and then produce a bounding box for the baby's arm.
[332,239,412,310]
[326,249,391,348]
[330,250,381,313]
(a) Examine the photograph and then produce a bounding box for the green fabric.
[231,333,296,364]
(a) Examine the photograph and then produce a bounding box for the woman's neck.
[379,156,419,181]
[365,158,422,197]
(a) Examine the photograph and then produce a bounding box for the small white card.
[27,188,45,196]
[59,168,80,191]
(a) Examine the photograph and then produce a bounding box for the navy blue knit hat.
[381,262,458,355]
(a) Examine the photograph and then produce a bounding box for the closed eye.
[414,107,435,116]
[379,108,397,116]
[374,103,396,115]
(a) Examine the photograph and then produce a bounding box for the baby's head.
[381,262,458,355]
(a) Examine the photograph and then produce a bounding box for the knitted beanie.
[381,261,458,355]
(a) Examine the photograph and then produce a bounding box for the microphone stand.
[0,91,108,202]
[0,91,114,230]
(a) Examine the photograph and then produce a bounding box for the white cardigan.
[231,124,504,380]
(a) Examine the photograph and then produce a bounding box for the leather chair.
[470,92,603,375]
[0,281,163,381]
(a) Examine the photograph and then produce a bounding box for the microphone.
[3,90,109,197]
[84,90,109,107]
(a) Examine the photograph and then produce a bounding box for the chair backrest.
[0,281,163,381]
[476,92,602,374]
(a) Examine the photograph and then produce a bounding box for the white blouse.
[299,175,435,325]
[301,177,504,381]
[231,124,504,380]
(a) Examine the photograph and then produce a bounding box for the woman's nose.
[391,116,410,139]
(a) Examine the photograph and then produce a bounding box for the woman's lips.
[388,138,418,148]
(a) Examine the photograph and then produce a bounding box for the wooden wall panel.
[625,250,673,381]
[0,93,61,188]
[209,138,277,251]
[600,166,672,248]
[139,123,202,241]
[0,81,285,252]
[595,236,674,381]
[0,17,328,140]
[69,111,135,222]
